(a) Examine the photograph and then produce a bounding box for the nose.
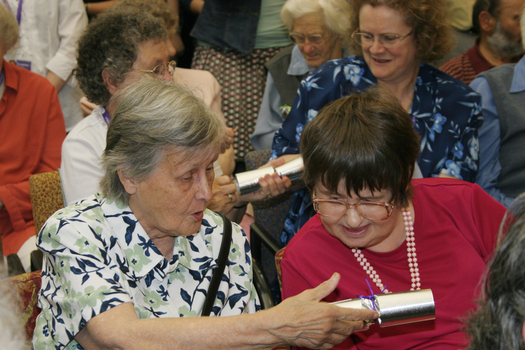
[195,173,213,202]
[368,38,385,54]
[302,42,315,53]
[163,67,173,82]
[343,206,365,228]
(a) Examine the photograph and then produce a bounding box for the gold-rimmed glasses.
[289,32,327,45]
[136,60,177,77]
[351,29,412,48]
[312,195,395,221]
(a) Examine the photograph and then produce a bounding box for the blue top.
[271,56,483,244]
[470,56,525,207]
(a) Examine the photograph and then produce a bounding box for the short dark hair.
[300,87,420,208]
[472,0,501,34]
[75,8,167,106]
[466,195,525,350]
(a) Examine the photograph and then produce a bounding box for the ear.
[102,67,120,96]
[117,168,138,195]
[479,10,497,35]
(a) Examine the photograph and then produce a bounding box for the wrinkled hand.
[266,273,378,349]
[220,127,235,154]
[206,175,238,214]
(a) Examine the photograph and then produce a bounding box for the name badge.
[15,60,32,71]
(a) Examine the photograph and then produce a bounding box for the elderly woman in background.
[62,8,254,222]
[33,78,378,349]
[250,0,351,150]
[466,194,525,350]
[281,88,506,349]
[113,0,236,179]
[0,3,66,271]
[271,0,484,245]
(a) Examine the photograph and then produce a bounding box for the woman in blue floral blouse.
[33,78,378,350]
[271,0,484,245]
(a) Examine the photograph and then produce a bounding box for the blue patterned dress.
[271,56,483,245]
[33,194,260,349]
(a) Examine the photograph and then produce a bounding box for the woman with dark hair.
[466,193,525,349]
[271,0,484,245]
[281,88,506,349]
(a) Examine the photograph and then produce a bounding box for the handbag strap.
[201,213,232,316]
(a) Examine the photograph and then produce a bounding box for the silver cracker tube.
[332,289,435,328]
[235,167,275,195]
[235,157,304,195]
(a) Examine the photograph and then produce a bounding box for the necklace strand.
[351,208,420,293]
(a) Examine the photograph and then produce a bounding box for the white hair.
[280,0,352,40]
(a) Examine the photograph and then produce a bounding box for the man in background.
[440,0,524,84]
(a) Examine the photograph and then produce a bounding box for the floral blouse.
[271,56,483,245]
[33,194,259,349]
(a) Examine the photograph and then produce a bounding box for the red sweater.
[439,41,493,85]
[282,179,507,350]
[0,60,66,255]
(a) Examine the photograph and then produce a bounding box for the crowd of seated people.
[1,0,525,348]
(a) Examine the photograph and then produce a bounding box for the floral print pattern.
[271,56,483,245]
[33,194,259,349]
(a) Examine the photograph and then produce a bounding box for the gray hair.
[113,0,179,30]
[75,7,167,106]
[280,0,352,44]
[0,3,19,52]
[466,193,525,350]
[100,76,224,204]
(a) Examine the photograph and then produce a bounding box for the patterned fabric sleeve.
[271,58,375,160]
[413,69,483,181]
[34,204,132,349]
[33,200,260,349]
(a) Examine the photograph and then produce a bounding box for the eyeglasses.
[352,29,412,48]
[289,32,326,45]
[136,60,176,77]
[312,195,395,221]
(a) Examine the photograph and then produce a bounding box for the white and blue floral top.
[271,56,483,245]
[33,194,260,349]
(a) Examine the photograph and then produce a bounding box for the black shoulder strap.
[201,213,232,316]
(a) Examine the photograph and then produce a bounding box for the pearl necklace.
[351,208,420,293]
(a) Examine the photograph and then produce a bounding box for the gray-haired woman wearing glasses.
[250,0,351,150]
[271,0,486,246]
[281,87,507,350]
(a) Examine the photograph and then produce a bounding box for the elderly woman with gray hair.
[33,78,378,349]
[251,0,351,150]
[61,8,248,222]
